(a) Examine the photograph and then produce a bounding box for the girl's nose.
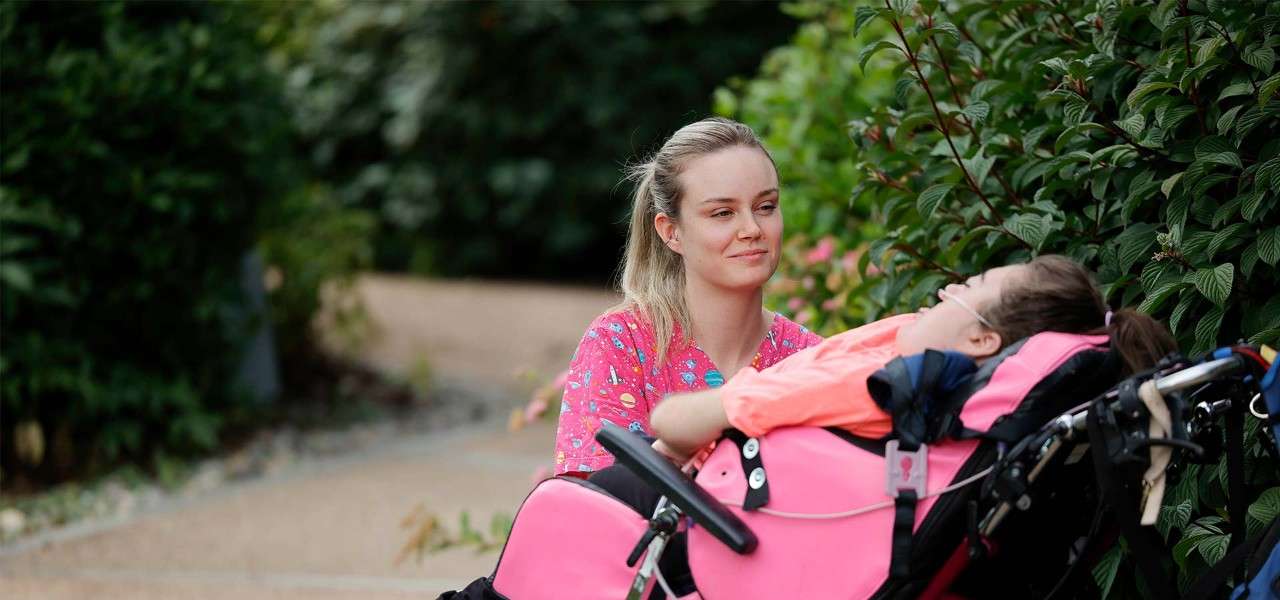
[739,215,762,239]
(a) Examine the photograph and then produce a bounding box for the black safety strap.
[881,352,949,583]
[1086,396,1177,600]
[890,490,919,579]
[723,430,768,511]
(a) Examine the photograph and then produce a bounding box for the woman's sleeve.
[554,317,649,475]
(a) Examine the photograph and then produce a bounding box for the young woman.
[650,254,1177,461]
[554,117,822,475]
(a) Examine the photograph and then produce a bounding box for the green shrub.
[0,0,300,484]
[732,0,1278,595]
[258,0,798,281]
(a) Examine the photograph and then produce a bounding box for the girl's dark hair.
[981,255,1177,374]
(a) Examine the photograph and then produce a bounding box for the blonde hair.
[613,117,775,363]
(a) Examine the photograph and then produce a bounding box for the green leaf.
[961,101,990,125]
[1092,546,1124,599]
[1216,105,1243,134]
[1259,226,1280,265]
[1211,195,1242,227]
[1243,241,1260,277]
[1207,222,1249,258]
[1170,290,1198,335]
[1260,72,1280,105]
[1244,44,1277,73]
[1063,93,1090,126]
[0,263,33,293]
[1115,112,1146,139]
[1125,172,1162,222]
[1194,305,1227,354]
[853,6,882,37]
[961,148,996,189]
[1161,172,1183,198]
[956,41,981,66]
[1195,36,1226,66]
[1241,189,1267,221]
[916,183,953,219]
[1196,534,1232,565]
[1248,487,1280,528]
[1116,223,1159,272]
[1195,136,1242,169]
[858,40,902,74]
[1219,81,1255,101]
[889,0,917,17]
[1138,281,1188,314]
[1041,57,1069,75]
[1193,263,1234,306]
[1127,82,1177,109]
[1004,213,1052,251]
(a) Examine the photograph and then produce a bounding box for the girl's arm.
[650,388,731,460]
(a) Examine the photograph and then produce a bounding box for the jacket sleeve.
[554,316,649,475]
[719,314,918,439]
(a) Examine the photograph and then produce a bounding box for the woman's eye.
[756,203,777,213]
[711,210,732,218]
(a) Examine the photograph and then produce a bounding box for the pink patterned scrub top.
[554,309,822,475]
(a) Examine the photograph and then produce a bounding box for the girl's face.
[896,264,1027,359]
[655,146,782,293]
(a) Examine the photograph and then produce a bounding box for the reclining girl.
[442,255,1176,599]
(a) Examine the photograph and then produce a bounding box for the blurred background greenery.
[0,0,798,489]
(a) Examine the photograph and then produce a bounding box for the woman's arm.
[650,388,731,459]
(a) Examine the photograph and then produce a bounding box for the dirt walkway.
[0,277,618,599]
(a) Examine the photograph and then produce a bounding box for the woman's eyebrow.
[700,189,778,205]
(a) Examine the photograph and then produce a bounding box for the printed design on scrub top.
[553,309,823,474]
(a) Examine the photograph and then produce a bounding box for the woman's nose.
[738,215,762,239]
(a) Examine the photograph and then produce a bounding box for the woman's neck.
[683,276,770,378]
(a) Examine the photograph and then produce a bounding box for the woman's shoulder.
[577,307,656,350]
[769,311,823,348]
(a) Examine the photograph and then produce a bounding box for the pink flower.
[841,250,860,274]
[802,276,815,291]
[787,297,805,312]
[805,236,837,265]
[821,298,841,311]
[795,308,814,325]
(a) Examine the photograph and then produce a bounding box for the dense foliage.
[261,0,797,281]
[0,0,334,485]
[724,0,1279,595]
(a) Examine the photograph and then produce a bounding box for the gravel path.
[0,277,618,599]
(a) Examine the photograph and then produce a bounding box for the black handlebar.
[595,422,758,555]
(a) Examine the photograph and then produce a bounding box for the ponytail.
[1102,308,1177,375]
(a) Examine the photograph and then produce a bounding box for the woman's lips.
[729,249,768,259]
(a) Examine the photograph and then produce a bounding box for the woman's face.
[656,145,782,293]
[896,264,1027,358]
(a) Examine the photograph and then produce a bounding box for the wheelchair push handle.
[595,422,759,555]
[1067,354,1248,432]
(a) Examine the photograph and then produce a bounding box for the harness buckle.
[886,440,928,499]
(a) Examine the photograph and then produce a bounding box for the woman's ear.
[654,212,682,254]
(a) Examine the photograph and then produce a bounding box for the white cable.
[715,466,995,520]
[653,563,678,599]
